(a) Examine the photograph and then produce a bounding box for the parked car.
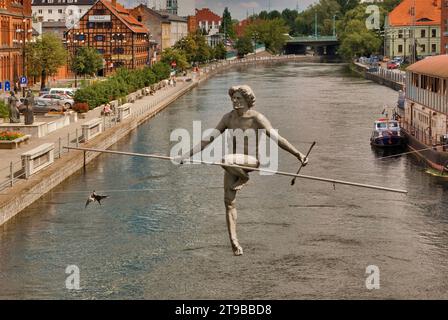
[39,87,76,98]
[32,100,66,113]
[36,93,74,108]
[387,61,399,69]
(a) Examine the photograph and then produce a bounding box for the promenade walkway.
[0,77,191,190]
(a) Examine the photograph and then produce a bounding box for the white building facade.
[144,0,194,17]
[32,0,95,22]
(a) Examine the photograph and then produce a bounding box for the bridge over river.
[284,36,339,55]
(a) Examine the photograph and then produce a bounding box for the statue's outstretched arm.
[181,114,228,160]
[257,113,307,163]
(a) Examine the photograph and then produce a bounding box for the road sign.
[4,80,11,92]
[19,76,28,88]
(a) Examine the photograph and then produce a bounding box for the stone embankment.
[352,61,405,91]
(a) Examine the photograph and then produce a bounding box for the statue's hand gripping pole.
[291,141,316,186]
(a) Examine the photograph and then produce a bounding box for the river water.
[1,62,448,299]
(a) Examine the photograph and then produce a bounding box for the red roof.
[235,18,252,37]
[195,8,221,24]
[102,0,148,33]
[388,0,441,26]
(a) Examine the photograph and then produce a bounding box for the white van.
[40,88,76,98]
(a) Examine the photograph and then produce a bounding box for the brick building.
[65,0,150,76]
[0,0,33,86]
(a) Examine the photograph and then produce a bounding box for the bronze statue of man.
[8,92,20,123]
[24,90,34,125]
[180,85,309,256]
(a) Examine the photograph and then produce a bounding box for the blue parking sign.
[20,76,27,87]
[4,80,10,91]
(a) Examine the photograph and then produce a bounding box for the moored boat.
[370,118,405,147]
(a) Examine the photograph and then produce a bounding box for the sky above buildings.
[196,0,318,20]
[118,0,318,20]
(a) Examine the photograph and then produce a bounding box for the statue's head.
[228,85,256,109]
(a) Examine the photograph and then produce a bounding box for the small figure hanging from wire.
[85,191,108,209]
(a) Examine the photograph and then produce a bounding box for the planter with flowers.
[0,131,31,149]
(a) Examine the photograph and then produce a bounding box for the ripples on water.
[1,62,448,299]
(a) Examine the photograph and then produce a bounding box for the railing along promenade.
[353,61,405,91]
[0,54,308,193]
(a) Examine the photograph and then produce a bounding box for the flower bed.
[0,131,25,141]
[0,131,30,149]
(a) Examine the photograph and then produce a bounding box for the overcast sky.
[196,0,318,20]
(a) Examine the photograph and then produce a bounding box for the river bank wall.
[0,55,319,226]
[351,62,405,91]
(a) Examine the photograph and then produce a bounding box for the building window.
[94,35,105,41]
[421,44,425,52]
[398,44,403,53]
[432,29,437,37]
[38,9,42,14]
[48,9,52,14]
[93,9,105,15]
[432,44,437,52]
[421,29,426,38]
[58,9,62,14]
[75,34,85,41]
[398,30,403,38]
[113,47,124,54]
[97,48,105,54]
[137,16,142,22]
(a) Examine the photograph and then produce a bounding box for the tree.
[213,42,227,60]
[219,7,236,40]
[282,9,299,35]
[25,33,67,89]
[294,0,341,36]
[160,47,189,71]
[268,10,282,20]
[174,33,212,64]
[70,46,103,86]
[234,36,254,58]
[246,19,289,54]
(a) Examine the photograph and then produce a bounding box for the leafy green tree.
[268,10,282,20]
[235,37,254,58]
[213,42,227,60]
[282,9,299,35]
[258,10,269,20]
[25,33,67,89]
[246,19,289,54]
[174,33,212,64]
[337,5,383,59]
[294,0,341,36]
[70,46,103,86]
[160,47,189,71]
[219,7,236,40]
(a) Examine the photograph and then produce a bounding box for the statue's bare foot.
[233,245,243,256]
[231,178,249,191]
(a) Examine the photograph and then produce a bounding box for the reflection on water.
[1,62,448,299]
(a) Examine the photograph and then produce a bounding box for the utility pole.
[333,15,336,37]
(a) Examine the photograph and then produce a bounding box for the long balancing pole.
[64,146,408,195]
